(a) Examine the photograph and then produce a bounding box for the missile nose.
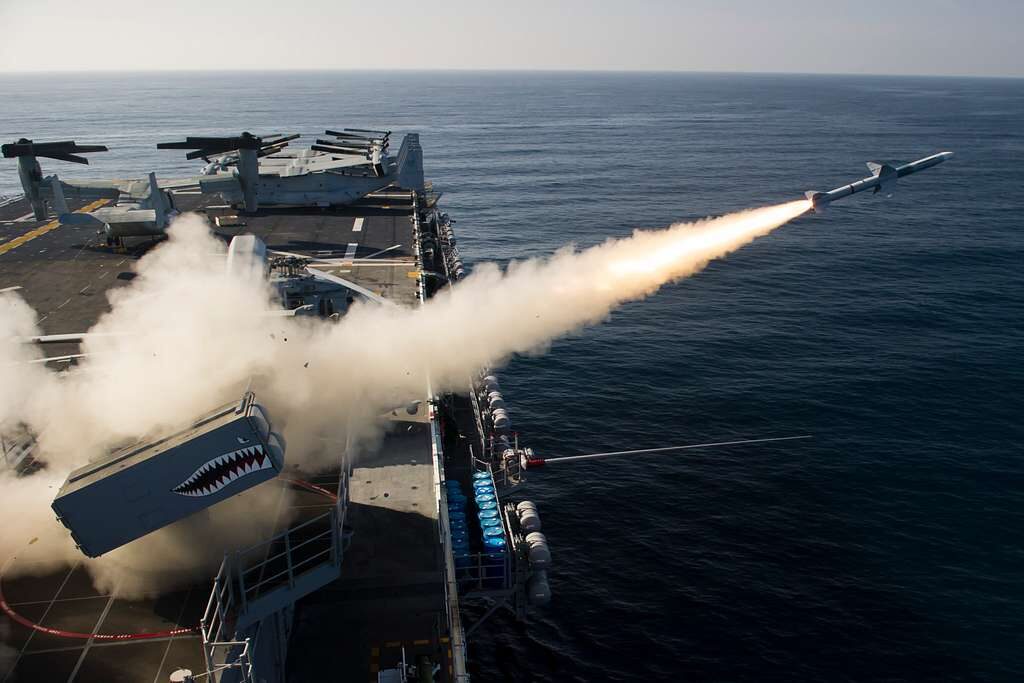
[939,151,954,159]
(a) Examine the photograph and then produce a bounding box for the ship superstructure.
[0,130,551,682]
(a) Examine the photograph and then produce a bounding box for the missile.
[804,151,953,213]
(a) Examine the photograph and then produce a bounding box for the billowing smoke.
[0,200,809,595]
[0,216,291,597]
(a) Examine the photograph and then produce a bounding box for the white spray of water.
[0,200,809,594]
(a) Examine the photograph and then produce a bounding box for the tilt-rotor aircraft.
[1,129,425,245]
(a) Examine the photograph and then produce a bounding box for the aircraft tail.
[48,175,103,226]
[148,172,172,226]
[395,133,424,192]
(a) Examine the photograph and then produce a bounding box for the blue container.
[476,499,497,511]
[472,471,491,481]
[482,526,504,538]
[472,478,493,489]
[480,517,502,529]
[475,493,496,504]
[477,508,500,520]
[483,536,507,552]
[473,485,495,496]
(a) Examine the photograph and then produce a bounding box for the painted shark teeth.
[171,444,271,497]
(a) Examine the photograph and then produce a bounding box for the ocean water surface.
[2,71,1023,681]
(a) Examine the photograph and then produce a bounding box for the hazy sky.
[0,0,1021,77]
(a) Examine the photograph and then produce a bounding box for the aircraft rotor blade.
[2,139,108,162]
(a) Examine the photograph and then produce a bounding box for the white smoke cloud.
[0,200,809,595]
[0,216,294,597]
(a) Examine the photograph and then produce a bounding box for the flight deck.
[1,130,550,683]
[0,189,451,682]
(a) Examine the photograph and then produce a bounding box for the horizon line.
[1,67,1022,81]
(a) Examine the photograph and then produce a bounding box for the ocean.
[2,71,1023,681]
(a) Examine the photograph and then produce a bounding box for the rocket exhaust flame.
[607,200,812,279]
[0,200,810,594]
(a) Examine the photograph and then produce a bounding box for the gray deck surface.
[287,415,451,682]
[0,189,447,682]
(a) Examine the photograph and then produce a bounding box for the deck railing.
[199,470,349,681]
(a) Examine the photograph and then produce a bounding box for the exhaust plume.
[0,200,809,594]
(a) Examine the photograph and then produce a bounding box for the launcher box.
[51,391,286,557]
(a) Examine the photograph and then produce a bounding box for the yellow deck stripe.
[0,199,109,256]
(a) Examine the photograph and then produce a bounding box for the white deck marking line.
[0,285,22,293]
[28,353,89,365]
[351,259,413,265]
[12,563,80,668]
[343,242,358,262]
[305,268,391,305]
[13,211,35,222]
[8,593,115,607]
[57,298,72,309]
[151,583,196,683]
[269,248,320,260]
[67,585,121,681]
[352,217,365,232]
[361,244,402,260]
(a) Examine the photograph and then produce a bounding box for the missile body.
[805,151,952,212]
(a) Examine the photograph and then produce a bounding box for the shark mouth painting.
[171,444,272,497]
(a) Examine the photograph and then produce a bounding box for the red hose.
[0,588,193,640]
[281,477,339,502]
[0,477,336,641]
